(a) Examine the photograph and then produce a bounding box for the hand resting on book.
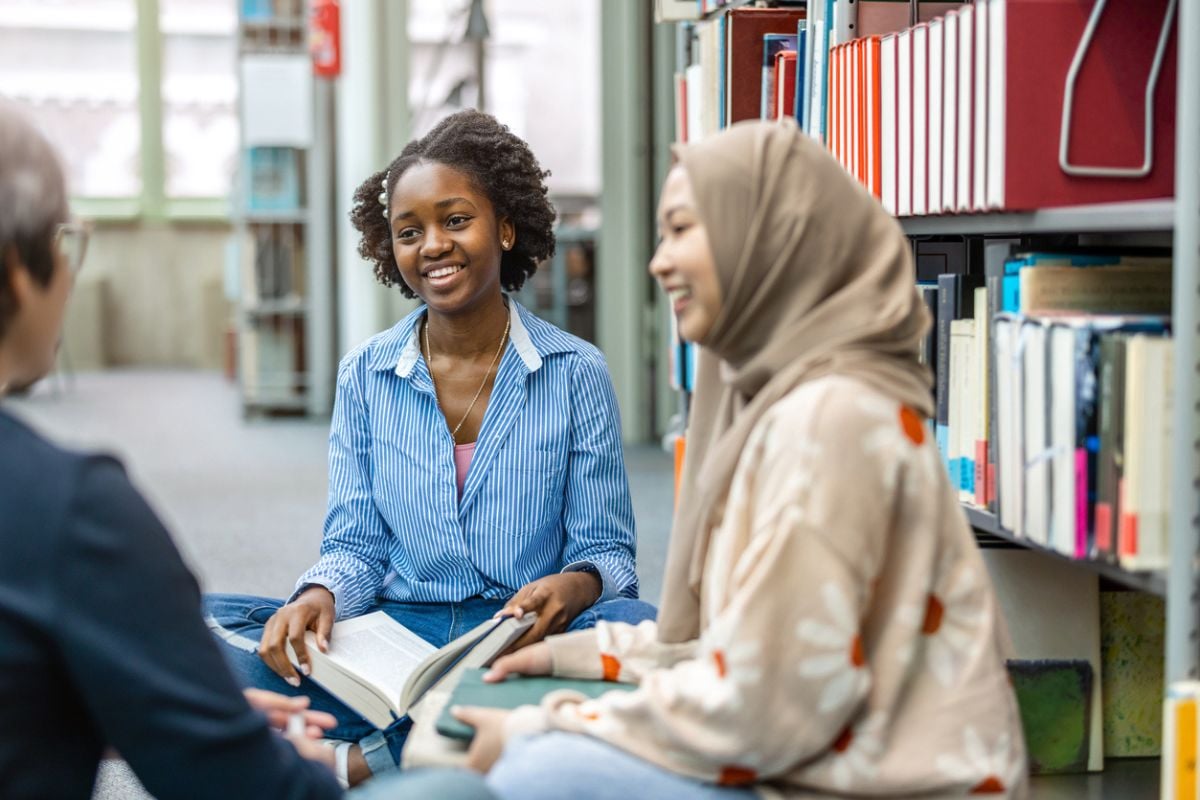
[497,572,601,652]
[258,585,337,686]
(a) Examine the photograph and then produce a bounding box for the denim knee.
[569,598,657,631]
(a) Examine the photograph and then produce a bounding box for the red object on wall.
[310,0,341,78]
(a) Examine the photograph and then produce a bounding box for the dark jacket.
[0,408,341,799]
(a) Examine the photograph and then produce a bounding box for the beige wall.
[63,222,233,371]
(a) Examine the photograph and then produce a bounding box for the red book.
[773,50,797,120]
[724,7,807,126]
[986,0,1176,211]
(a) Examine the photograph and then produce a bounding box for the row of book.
[828,0,1177,214]
[675,0,1177,215]
[925,245,1174,571]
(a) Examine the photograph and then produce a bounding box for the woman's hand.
[452,707,512,773]
[258,586,336,686]
[243,689,337,739]
[483,642,552,683]
[499,572,601,651]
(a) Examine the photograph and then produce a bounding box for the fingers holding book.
[484,642,552,683]
[258,586,336,687]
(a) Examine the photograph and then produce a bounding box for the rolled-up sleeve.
[559,352,639,602]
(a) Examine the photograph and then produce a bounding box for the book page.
[316,612,437,708]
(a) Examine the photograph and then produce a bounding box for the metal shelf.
[898,199,1174,236]
[963,504,1167,596]
[1029,758,1158,799]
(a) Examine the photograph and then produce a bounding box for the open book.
[287,612,535,729]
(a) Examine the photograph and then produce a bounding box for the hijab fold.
[657,118,934,644]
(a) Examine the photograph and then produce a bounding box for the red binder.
[986,0,1176,210]
[724,7,807,126]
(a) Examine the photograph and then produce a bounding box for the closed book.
[941,10,958,213]
[912,23,928,216]
[936,272,983,476]
[928,17,943,215]
[793,22,808,124]
[724,7,807,126]
[1022,318,1051,545]
[761,33,799,118]
[1163,682,1200,798]
[436,668,635,741]
[1119,335,1173,571]
[774,50,799,119]
[1095,335,1128,562]
[984,239,1019,514]
[897,28,912,216]
[973,285,989,508]
[985,0,1176,211]
[994,314,1024,534]
[1019,264,1172,316]
[955,2,973,212]
[880,33,898,213]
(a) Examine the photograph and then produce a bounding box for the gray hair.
[0,101,68,340]
[0,101,67,252]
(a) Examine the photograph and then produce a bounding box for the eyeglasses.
[54,220,90,276]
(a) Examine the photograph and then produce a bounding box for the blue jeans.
[203,593,656,775]
[488,732,758,800]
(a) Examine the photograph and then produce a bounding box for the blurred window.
[0,0,142,198]
[160,0,238,198]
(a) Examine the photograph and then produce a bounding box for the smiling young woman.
[203,109,655,788]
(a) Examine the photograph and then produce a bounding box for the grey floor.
[9,369,675,800]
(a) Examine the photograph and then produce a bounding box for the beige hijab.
[658,118,935,643]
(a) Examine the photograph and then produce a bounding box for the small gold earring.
[502,239,511,249]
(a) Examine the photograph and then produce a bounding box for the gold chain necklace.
[423,315,511,442]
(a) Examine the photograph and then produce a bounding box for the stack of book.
[922,246,1174,571]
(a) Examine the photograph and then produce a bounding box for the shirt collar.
[373,297,571,377]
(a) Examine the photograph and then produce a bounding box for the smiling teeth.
[428,266,463,279]
[667,287,691,302]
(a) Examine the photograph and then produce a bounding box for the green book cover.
[436,668,635,741]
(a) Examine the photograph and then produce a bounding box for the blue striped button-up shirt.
[297,299,639,618]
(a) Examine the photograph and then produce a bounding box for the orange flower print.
[797,582,870,714]
[896,556,986,686]
[823,712,886,790]
[858,394,939,499]
[717,765,757,786]
[899,405,926,445]
[936,727,1019,795]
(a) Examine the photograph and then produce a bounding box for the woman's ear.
[499,218,516,251]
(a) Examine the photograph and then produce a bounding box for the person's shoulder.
[337,307,424,380]
[761,375,925,449]
[0,410,134,545]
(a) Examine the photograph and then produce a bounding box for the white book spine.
[913,25,927,216]
[881,36,897,215]
[929,19,943,215]
[942,12,958,213]
[972,0,989,211]
[986,0,1006,209]
[898,29,912,217]
[957,5,973,212]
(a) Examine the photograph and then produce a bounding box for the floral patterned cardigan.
[503,375,1029,799]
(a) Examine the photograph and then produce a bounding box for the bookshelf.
[234,0,335,416]
[661,0,1199,794]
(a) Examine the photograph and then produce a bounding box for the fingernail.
[286,676,301,688]
[300,664,311,677]
[319,638,329,650]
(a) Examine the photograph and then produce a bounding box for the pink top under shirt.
[454,442,476,497]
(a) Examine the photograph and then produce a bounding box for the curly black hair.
[350,109,557,298]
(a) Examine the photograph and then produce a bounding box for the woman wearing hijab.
[454,119,1028,798]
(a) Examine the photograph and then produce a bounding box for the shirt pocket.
[475,446,565,538]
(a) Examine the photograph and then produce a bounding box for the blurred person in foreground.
[0,102,494,800]
[456,118,1029,799]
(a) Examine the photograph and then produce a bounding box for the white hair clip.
[378,171,390,219]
